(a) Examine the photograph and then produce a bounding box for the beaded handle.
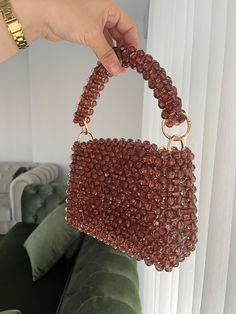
[74,46,187,128]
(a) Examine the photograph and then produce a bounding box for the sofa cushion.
[0,194,11,221]
[58,236,141,314]
[24,203,81,281]
[65,234,84,259]
[0,222,75,314]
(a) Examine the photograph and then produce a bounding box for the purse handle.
[73,46,187,128]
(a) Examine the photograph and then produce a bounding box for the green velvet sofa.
[0,184,141,314]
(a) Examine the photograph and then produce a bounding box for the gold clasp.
[77,120,94,142]
[162,112,192,151]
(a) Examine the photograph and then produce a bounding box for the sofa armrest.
[9,164,59,222]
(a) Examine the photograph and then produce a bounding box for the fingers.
[103,29,126,73]
[83,3,138,76]
[88,31,123,76]
[105,5,139,48]
[103,29,114,48]
[108,27,126,47]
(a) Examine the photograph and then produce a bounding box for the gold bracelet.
[0,0,28,49]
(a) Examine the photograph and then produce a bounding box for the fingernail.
[108,62,122,76]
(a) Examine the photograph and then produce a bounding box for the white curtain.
[139,0,236,313]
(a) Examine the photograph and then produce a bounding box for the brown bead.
[148,79,156,89]
[143,61,153,72]
[154,87,166,99]
[137,64,144,73]
[151,61,160,72]
[143,71,150,80]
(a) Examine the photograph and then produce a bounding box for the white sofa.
[0,162,58,234]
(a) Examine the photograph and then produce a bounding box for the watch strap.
[0,0,29,49]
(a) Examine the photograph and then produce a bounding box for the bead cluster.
[73,46,186,128]
[66,138,198,272]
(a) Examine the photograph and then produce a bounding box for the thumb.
[88,32,123,76]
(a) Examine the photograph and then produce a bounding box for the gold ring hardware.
[167,135,185,151]
[162,112,192,151]
[81,119,89,134]
[77,120,94,142]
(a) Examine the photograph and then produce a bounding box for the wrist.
[9,0,46,43]
[0,11,18,59]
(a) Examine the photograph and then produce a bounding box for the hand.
[10,0,138,75]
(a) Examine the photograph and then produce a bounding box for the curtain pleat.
[224,176,236,314]
[192,0,228,312]
[141,0,236,313]
[200,0,236,312]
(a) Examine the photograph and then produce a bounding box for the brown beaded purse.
[65,46,198,272]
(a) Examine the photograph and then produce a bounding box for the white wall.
[0,0,148,183]
[0,52,32,161]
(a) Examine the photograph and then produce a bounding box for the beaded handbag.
[65,46,198,272]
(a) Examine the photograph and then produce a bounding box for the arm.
[0,13,18,61]
[0,0,42,62]
[0,0,138,75]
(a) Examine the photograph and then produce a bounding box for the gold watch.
[0,0,29,49]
